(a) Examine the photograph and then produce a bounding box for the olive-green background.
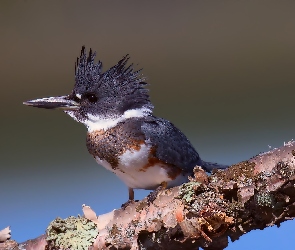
[1,1,294,248]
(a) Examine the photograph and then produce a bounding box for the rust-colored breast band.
[86,121,145,169]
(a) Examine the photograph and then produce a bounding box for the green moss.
[46,216,98,250]
[254,192,275,208]
[178,181,202,203]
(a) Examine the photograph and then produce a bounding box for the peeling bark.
[0,227,11,242]
[1,141,295,250]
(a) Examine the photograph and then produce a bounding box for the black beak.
[23,95,79,110]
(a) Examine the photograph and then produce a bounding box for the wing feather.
[141,117,200,173]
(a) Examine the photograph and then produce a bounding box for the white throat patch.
[85,107,152,132]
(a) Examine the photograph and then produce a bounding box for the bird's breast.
[86,128,187,190]
[86,126,145,168]
[94,143,188,190]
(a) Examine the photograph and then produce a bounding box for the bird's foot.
[147,181,167,203]
[121,199,138,209]
[121,187,138,209]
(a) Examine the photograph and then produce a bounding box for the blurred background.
[1,1,295,249]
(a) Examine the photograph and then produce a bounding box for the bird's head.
[24,47,153,131]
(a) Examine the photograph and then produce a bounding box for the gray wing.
[141,117,201,173]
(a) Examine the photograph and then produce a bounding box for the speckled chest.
[86,119,146,169]
[86,118,185,189]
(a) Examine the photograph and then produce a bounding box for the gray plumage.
[142,117,201,173]
[24,46,228,197]
[141,117,227,173]
[70,46,153,123]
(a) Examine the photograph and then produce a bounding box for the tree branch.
[2,141,295,250]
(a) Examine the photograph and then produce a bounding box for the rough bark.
[1,141,295,250]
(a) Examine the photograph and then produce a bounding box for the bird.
[24,46,228,202]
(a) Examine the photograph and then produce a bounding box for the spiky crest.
[69,47,153,120]
[75,46,102,84]
[74,47,148,96]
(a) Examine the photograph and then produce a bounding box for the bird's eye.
[85,93,98,103]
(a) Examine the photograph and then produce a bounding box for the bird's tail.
[200,160,228,172]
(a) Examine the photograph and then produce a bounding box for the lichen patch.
[46,216,98,250]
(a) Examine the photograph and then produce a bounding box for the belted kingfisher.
[24,47,227,201]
